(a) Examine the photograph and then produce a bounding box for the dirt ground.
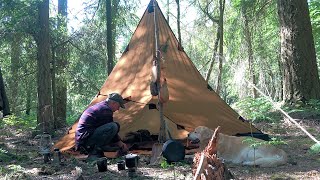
[0,118,319,180]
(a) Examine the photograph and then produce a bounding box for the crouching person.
[75,93,128,161]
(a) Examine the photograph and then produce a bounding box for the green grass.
[242,137,287,148]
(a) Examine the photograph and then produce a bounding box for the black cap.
[108,93,125,109]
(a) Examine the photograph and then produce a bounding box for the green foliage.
[306,99,320,111]
[309,143,320,154]
[309,0,320,66]
[267,137,287,146]
[233,99,320,124]
[0,148,13,162]
[0,0,318,132]
[1,115,37,129]
[232,97,279,123]
[242,137,286,148]
[160,158,173,169]
[282,99,320,117]
[160,158,189,169]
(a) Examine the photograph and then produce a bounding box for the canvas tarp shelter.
[54,0,260,151]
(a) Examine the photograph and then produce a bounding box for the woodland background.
[0,0,319,142]
[0,0,320,179]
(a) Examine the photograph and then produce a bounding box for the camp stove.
[124,153,139,177]
[127,167,137,178]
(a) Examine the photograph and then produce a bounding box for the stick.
[193,152,206,180]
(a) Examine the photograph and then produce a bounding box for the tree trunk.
[10,33,21,114]
[243,10,258,98]
[25,78,31,115]
[166,0,170,23]
[198,0,222,90]
[215,0,225,95]
[54,0,68,128]
[175,0,181,45]
[277,52,283,101]
[108,0,120,74]
[277,0,320,102]
[36,0,54,133]
[205,29,219,84]
[106,0,113,75]
[51,47,56,125]
[0,67,10,116]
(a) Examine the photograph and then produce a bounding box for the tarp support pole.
[153,0,166,143]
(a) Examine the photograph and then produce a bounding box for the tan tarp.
[54,1,260,151]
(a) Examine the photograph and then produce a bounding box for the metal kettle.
[124,153,139,168]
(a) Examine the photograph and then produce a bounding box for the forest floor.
[0,113,320,180]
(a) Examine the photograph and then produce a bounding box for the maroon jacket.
[75,101,120,148]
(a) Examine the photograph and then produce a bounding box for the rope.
[214,54,320,145]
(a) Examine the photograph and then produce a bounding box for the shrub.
[232,97,280,123]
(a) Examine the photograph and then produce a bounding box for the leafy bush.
[1,114,37,129]
[66,113,80,125]
[232,97,280,123]
[233,98,320,123]
[282,99,320,112]
[307,99,320,111]
[281,99,320,119]
[160,158,173,169]
[309,143,320,154]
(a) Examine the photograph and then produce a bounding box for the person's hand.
[121,143,129,153]
[118,141,128,152]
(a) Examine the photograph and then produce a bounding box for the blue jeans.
[86,122,119,150]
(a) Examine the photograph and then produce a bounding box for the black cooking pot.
[162,139,185,163]
[96,157,108,172]
[124,153,139,168]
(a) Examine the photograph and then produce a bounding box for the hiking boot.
[100,145,120,152]
[116,148,128,157]
[77,146,89,155]
[86,149,105,162]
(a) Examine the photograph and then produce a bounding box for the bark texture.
[10,34,21,113]
[54,0,68,128]
[36,0,54,133]
[106,0,113,75]
[0,67,10,116]
[175,0,181,45]
[192,126,234,180]
[215,0,225,95]
[243,8,258,98]
[278,0,320,102]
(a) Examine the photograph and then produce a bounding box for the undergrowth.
[0,114,37,130]
[232,97,280,123]
[309,143,320,154]
[160,158,189,169]
[242,137,287,148]
[282,99,320,117]
[233,98,320,123]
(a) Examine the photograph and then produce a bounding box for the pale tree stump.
[192,126,235,180]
